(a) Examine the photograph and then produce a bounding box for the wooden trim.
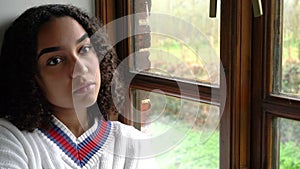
[221,0,252,168]
[250,0,272,167]
[94,0,116,42]
[265,112,274,169]
[251,7,264,169]
[272,0,283,95]
[264,0,276,99]
[94,0,116,24]
[115,0,132,125]
[220,0,234,167]
[95,0,100,19]
[95,0,132,124]
[97,0,254,168]
[250,0,294,168]
[264,95,300,114]
[271,116,280,169]
[239,0,252,168]
[129,74,220,104]
[263,101,300,120]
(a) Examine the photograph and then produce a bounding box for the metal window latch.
[210,0,263,18]
[209,0,217,18]
[252,0,263,17]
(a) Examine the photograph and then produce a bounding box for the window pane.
[275,0,300,97]
[131,89,220,169]
[276,118,300,168]
[131,0,220,86]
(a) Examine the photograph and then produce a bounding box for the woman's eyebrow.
[37,46,61,59]
[37,33,89,59]
[76,33,89,44]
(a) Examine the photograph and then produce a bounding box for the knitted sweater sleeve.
[0,119,32,169]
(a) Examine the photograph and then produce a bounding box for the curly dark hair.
[0,4,123,131]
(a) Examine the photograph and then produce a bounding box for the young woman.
[0,4,155,169]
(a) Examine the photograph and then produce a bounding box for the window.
[252,0,300,168]
[133,89,220,168]
[96,0,253,168]
[131,0,220,85]
[277,118,300,168]
[276,0,300,97]
[129,1,222,168]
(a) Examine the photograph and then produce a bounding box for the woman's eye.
[79,45,93,54]
[46,57,64,66]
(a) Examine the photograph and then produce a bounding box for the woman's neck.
[53,107,89,138]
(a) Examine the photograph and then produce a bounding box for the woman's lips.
[73,83,96,94]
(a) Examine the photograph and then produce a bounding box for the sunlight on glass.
[131,0,220,86]
[134,89,220,169]
[281,0,300,96]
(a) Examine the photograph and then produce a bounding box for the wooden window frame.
[251,0,300,168]
[95,0,253,168]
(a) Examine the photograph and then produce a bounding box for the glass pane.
[131,89,220,169]
[131,0,220,86]
[275,0,300,97]
[276,118,300,168]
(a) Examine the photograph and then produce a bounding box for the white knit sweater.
[0,117,157,169]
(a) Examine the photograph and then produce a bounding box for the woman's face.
[36,16,100,110]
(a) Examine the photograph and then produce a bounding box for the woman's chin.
[72,86,99,108]
[73,95,98,108]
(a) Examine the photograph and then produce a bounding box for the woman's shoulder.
[0,118,38,146]
[0,118,23,137]
[0,118,33,147]
[0,118,31,168]
[0,118,14,127]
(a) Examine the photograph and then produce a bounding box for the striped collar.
[39,116,112,168]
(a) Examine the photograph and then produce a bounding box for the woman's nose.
[71,58,88,78]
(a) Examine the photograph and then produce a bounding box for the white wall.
[0,0,95,49]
